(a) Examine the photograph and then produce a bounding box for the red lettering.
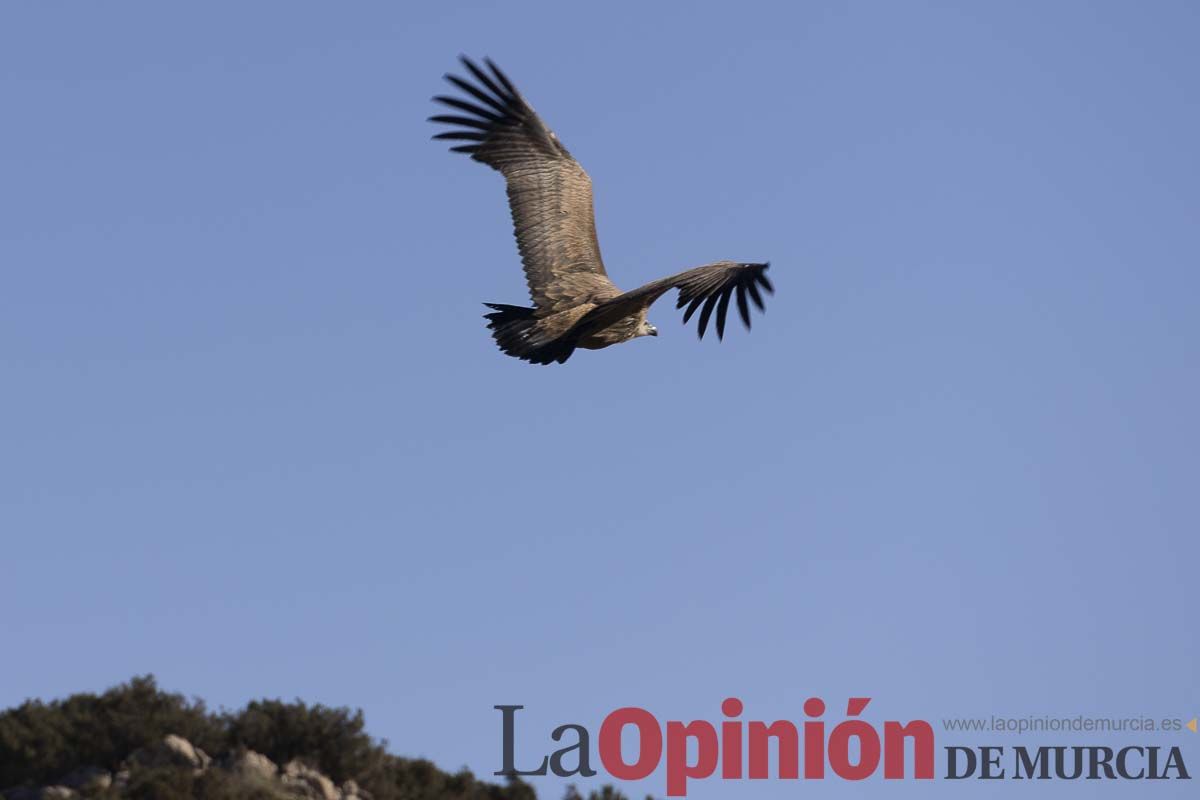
[748,721,799,779]
[598,707,662,781]
[883,720,935,778]
[666,720,718,796]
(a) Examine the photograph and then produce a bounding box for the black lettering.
[1087,746,1115,779]
[944,746,976,779]
[1116,746,1144,779]
[549,723,596,777]
[1014,746,1051,779]
[979,746,1004,779]
[494,705,549,776]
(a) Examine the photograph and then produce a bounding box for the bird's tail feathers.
[482,303,574,365]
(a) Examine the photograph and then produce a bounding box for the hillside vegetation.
[0,677,642,800]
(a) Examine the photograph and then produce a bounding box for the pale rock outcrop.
[127,734,211,773]
[281,760,338,800]
[0,736,357,800]
[227,749,279,782]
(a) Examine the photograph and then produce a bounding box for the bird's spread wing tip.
[671,261,774,341]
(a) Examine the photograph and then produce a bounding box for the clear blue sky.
[2,2,1197,798]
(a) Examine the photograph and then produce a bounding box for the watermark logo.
[495,699,1194,796]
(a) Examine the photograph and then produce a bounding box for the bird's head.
[638,320,659,338]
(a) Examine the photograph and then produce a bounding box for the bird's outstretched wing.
[430,57,617,314]
[577,261,774,341]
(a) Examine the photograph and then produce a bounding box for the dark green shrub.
[0,677,641,800]
[0,675,221,788]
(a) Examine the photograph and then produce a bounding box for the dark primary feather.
[575,262,773,343]
[671,262,773,339]
[430,57,618,314]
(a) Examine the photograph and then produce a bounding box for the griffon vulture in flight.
[430,57,773,365]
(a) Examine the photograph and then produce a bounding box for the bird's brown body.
[575,304,650,350]
[431,57,773,364]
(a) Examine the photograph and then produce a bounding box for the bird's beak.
[649,326,658,336]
